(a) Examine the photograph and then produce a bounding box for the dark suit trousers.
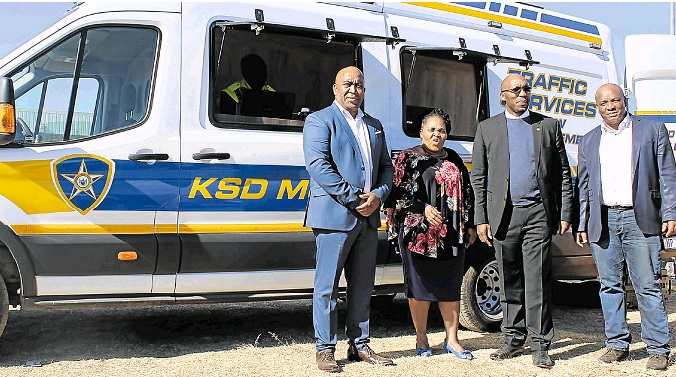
[493,202,554,351]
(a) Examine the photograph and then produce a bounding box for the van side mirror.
[0,77,16,145]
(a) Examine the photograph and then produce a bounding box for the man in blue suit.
[576,83,675,371]
[303,66,394,373]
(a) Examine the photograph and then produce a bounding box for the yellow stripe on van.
[11,224,157,235]
[179,223,311,233]
[180,223,387,233]
[0,160,72,214]
[635,110,676,115]
[13,223,387,235]
[406,2,603,45]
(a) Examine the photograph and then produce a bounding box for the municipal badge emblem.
[52,154,114,214]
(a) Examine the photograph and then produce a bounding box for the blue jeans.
[590,208,670,356]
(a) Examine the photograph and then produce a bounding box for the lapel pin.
[536,127,541,131]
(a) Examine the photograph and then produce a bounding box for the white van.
[0,2,620,338]
[625,34,676,289]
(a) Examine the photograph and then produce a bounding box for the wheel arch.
[0,222,38,301]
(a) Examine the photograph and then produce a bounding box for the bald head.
[333,66,365,118]
[500,74,531,116]
[501,74,527,92]
[595,83,626,129]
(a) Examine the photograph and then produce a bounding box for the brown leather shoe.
[646,354,668,371]
[598,348,629,364]
[347,342,395,366]
[316,350,341,373]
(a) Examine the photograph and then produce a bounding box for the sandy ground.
[0,288,674,377]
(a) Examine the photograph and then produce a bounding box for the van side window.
[10,27,159,144]
[210,24,357,130]
[401,50,488,140]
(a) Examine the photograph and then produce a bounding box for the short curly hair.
[420,108,452,134]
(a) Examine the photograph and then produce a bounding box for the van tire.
[370,294,396,309]
[460,252,502,332]
[0,275,8,338]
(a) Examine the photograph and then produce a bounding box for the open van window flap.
[404,50,417,95]
[401,46,539,69]
[213,21,405,45]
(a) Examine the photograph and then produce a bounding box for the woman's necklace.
[421,144,447,158]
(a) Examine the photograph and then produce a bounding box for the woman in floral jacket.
[384,108,475,359]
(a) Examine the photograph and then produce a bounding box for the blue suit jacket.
[577,115,676,241]
[303,103,394,231]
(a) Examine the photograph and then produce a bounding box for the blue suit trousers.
[313,217,378,352]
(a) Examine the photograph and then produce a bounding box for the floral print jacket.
[384,147,473,258]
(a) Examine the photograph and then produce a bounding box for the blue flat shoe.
[415,346,433,357]
[443,342,474,360]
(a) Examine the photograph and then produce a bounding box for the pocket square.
[375,130,382,135]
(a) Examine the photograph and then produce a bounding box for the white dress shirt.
[599,114,633,206]
[334,100,372,193]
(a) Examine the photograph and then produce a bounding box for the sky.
[0,1,673,84]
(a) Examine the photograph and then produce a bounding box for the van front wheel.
[459,254,502,332]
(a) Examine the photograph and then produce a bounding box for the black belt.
[604,205,633,211]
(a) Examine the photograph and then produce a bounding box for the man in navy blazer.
[576,83,675,371]
[303,66,394,372]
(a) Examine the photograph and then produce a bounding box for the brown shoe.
[598,348,629,364]
[347,342,395,366]
[646,354,668,371]
[316,350,341,373]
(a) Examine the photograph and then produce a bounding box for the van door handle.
[129,153,169,161]
[192,152,231,160]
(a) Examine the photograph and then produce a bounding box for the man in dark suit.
[471,73,573,369]
[576,83,674,371]
[303,66,394,373]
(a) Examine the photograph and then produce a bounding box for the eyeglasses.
[501,86,532,95]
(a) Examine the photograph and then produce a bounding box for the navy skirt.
[401,245,465,302]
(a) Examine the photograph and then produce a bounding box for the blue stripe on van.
[639,115,676,124]
[520,8,537,20]
[93,161,312,212]
[454,2,486,9]
[504,5,517,16]
[540,13,600,35]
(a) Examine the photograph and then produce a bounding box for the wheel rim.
[475,260,503,320]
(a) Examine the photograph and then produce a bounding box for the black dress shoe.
[347,342,395,366]
[490,343,525,360]
[532,349,554,369]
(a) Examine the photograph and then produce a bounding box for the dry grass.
[0,289,673,376]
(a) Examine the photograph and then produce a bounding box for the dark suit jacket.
[471,111,573,233]
[303,103,394,231]
[576,115,676,242]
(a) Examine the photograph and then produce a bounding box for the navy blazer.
[303,103,394,231]
[471,111,573,234]
[577,115,676,241]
